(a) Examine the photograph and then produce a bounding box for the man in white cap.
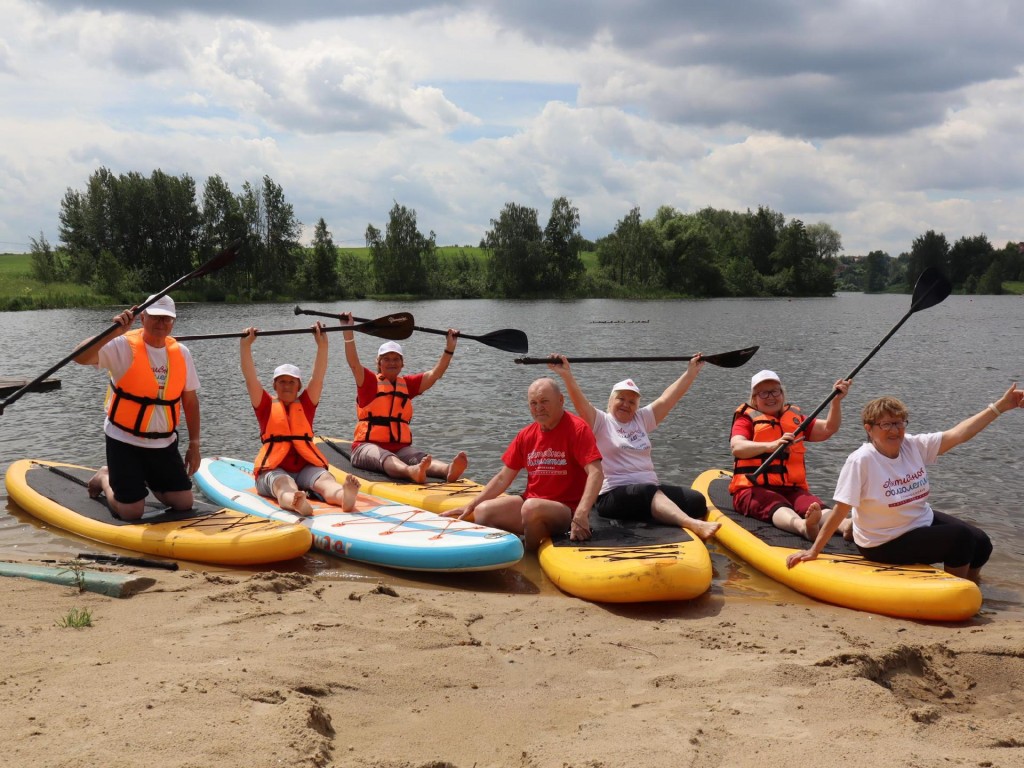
[72,293,201,520]
[240,324,359,516]
[340,315,467,483]
[729,368,851,540]
[442,377,604,552]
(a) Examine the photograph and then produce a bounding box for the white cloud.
[1,0,1022,258]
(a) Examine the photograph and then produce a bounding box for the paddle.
[514,346,760,369]
[294,306,529,354]
[76,552,180,571]
[175,312,414,342]
[745,266,952,481]
[0,238,243,415]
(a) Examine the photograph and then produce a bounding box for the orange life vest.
[353,374,413,445]
[254,399,329,475]
[105,329,186,439]
[729,403,808,494]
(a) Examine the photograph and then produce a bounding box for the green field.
[0,253,111,310]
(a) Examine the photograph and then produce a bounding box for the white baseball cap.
[377,341,404,357]
[273,363,302,382]
[750,369,782,390]
[143,294,176,317]
[611,378,641,395]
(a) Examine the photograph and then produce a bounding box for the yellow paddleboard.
[538,513,712,603]
[315,436,490,514]
[692,469,982,621]
[5,459,312,566]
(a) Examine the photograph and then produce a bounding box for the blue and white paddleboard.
[195,457,523,572]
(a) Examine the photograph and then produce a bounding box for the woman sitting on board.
[786,385,1024,580]
[729,369,852,540]
[339,313,468,484]
[241,324,359,517]
[548,354,720,540]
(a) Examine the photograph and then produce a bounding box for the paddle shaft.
[295,306,529,353]
[175,315,409,342]
[746,268,952,480]
[514,346,759,369]
[0,238,242,415]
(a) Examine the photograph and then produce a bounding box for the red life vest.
[254,399,329,475]
[105,329,186,439]
[353,374,413,445]
[729,403,808,494]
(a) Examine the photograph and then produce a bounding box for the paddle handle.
[516,355,699,364]
[295,306,449,339]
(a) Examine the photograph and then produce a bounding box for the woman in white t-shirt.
[548,355,720,541]
[786,385,1024,581]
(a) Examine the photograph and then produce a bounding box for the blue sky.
[1,0,1022,256]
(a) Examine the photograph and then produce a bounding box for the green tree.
[596,207,662,289]
[542,196,585,291]
[906,230,950,290]
[484,202,544,297]
[301,218,340,298]
[744,206,784,275]
[806,222,843,261]
[29,232,60,283]
[660,215,726,295]
[366,202,435,295]
[948,234,994,289]
[864,250,890,292]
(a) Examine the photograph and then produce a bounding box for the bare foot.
[446,451,468,482]
[687,519,721,541]
[87,467,107,499]
[409,455,431,484]
[341,475,360,512]
[803,503,822,540]
[284,491,314,517]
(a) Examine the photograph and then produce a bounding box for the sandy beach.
[2,561,1023,768]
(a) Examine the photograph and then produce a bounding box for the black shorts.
[595,483,708,522]
[105,434,191,505]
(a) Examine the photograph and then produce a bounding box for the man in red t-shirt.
[443,377,603,551]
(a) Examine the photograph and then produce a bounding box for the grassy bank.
[0,253,116,310]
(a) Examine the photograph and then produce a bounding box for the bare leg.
[771,505,820,540]
[153,489,194,512]
[272,475,314,516]
[89,466,146,520]
[382,454,431,483]
[520,498,573,552]
[650,490,720,541]
[312,474,361,513]
[473,496,526,537]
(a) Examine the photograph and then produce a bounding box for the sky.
[1,0,1022,257]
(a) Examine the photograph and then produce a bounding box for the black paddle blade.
[702,346,759,368]
[358,312,415,340]
[910,267,952,313]
[470,328,529,354]
[191,237,243,280]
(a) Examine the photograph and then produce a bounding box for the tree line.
[27,167,1023,303]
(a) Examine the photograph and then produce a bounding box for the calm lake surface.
[2,294,1022,614]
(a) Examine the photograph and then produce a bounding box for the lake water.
[2,294,1022,613]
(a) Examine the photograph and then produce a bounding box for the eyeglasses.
[871,419,908,431]
[755,389,782,400]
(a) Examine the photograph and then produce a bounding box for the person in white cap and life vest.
[72,293,201,520]
[729,369,852,540]
[339,315,467,484]
[240,323,359,516]
[546,354,720,540]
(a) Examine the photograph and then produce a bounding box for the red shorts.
[732,486,824,522]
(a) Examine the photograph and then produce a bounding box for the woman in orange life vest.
[240,323,359,517]
[339,313,468,484]
[729,369,852,540]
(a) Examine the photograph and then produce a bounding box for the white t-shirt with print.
[96,335,200,448]
[833,432,942,548]
[591,406,659,494]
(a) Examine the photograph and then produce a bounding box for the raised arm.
[939,383,1024,454]
[304,322,329,405]
[73,309,134,365]
[649,354,704,425]
[807,379,851,441]
[419,329,459,393]
[339,312,365,387]
[547,355,597,426]
[239,327,265,408]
